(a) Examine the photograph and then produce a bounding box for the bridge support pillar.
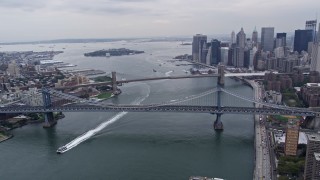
[111,71,119,95]
[43,112,56,128]
[42,88,57,128]
[218,65,225,86]
[214,113,223,130]
[214,71,224,130]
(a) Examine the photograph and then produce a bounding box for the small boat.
[56,146,68,154]
[153,69,157,72]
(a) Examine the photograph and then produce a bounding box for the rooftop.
[314,153,320,161]
[307,133,320,142]
[275,132,307,145]
[306,83,320,87]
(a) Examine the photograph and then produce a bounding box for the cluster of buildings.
[192,19,320,179]
[192,20,320,75]
[274,118,320,179]
[304,133,320,179]
[0,51,104,107]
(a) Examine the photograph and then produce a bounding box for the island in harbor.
[84,48,144,57]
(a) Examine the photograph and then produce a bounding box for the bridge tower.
[214,65,225,130]
[42,88,56,128]
[218,65,225,86]
[111,71,118,95]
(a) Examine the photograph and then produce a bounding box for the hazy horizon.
[0,0,319,42]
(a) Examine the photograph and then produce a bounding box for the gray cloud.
[0,0,46,10]
[0,0,319,42]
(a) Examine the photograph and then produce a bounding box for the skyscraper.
[318,23,320,42]
[311,42,320,72]
[294,29,313,53]
[220,47,229,65]
[236,28,246,48]
[231,31,235,44]
[276,33,286,48]
[208,39,221,65]
[252,27,258,45]
[305,20,317,42]
[261,27,275,52]
[249,47,257,69]
[304,133,320,180]
[192,34,207,62]
[235,47,244,67]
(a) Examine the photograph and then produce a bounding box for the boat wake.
[165,70,174,76]
[57,85,150,154]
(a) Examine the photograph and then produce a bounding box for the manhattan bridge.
[0,65,318,130]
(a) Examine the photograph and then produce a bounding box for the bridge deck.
[0,105,316,116]
[55,74,219,90]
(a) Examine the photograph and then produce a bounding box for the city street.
[252,81,272,180]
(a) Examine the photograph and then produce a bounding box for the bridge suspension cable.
[145,88,219,108]
[47,87,219,109]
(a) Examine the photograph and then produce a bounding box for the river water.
[0,41,254,180]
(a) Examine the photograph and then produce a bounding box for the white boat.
[56,146,68,154]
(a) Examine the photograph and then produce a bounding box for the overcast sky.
[0,0,319,42]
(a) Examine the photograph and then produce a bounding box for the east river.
[0,41,254,180]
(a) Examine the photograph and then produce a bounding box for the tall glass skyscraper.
[209,39,221,65]
[192,34,207,62]
[261,27,275,52]
[294,29,313,53]
[276,33,286,48]
[305,20,317,42]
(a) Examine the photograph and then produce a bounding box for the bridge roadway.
[55,74,219,90]
[0,105,317,116]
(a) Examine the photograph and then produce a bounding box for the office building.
[236,28,246,48]
[285,119,299,156]
[249,47,257,69]
[274,47,285,58]
[220,47,229,65]
[305,20,317,42]
[294,29,313,53]
[192,34,207,62]
[311,43,320,72]
[276,33,286,48]
[318,23,320,42]
[235,47,244,67]
[261,27,275,52]
[231,31,235,44]
[252,27,258,45]
[312,153,320,180]
[200,43,208,64]
[304,133,320,180]
[208,39,221,65]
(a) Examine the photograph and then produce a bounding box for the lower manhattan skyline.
[0,0,319,42]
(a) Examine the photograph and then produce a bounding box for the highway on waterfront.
[252,80,272,180]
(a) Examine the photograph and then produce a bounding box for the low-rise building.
[20,88,43,106]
